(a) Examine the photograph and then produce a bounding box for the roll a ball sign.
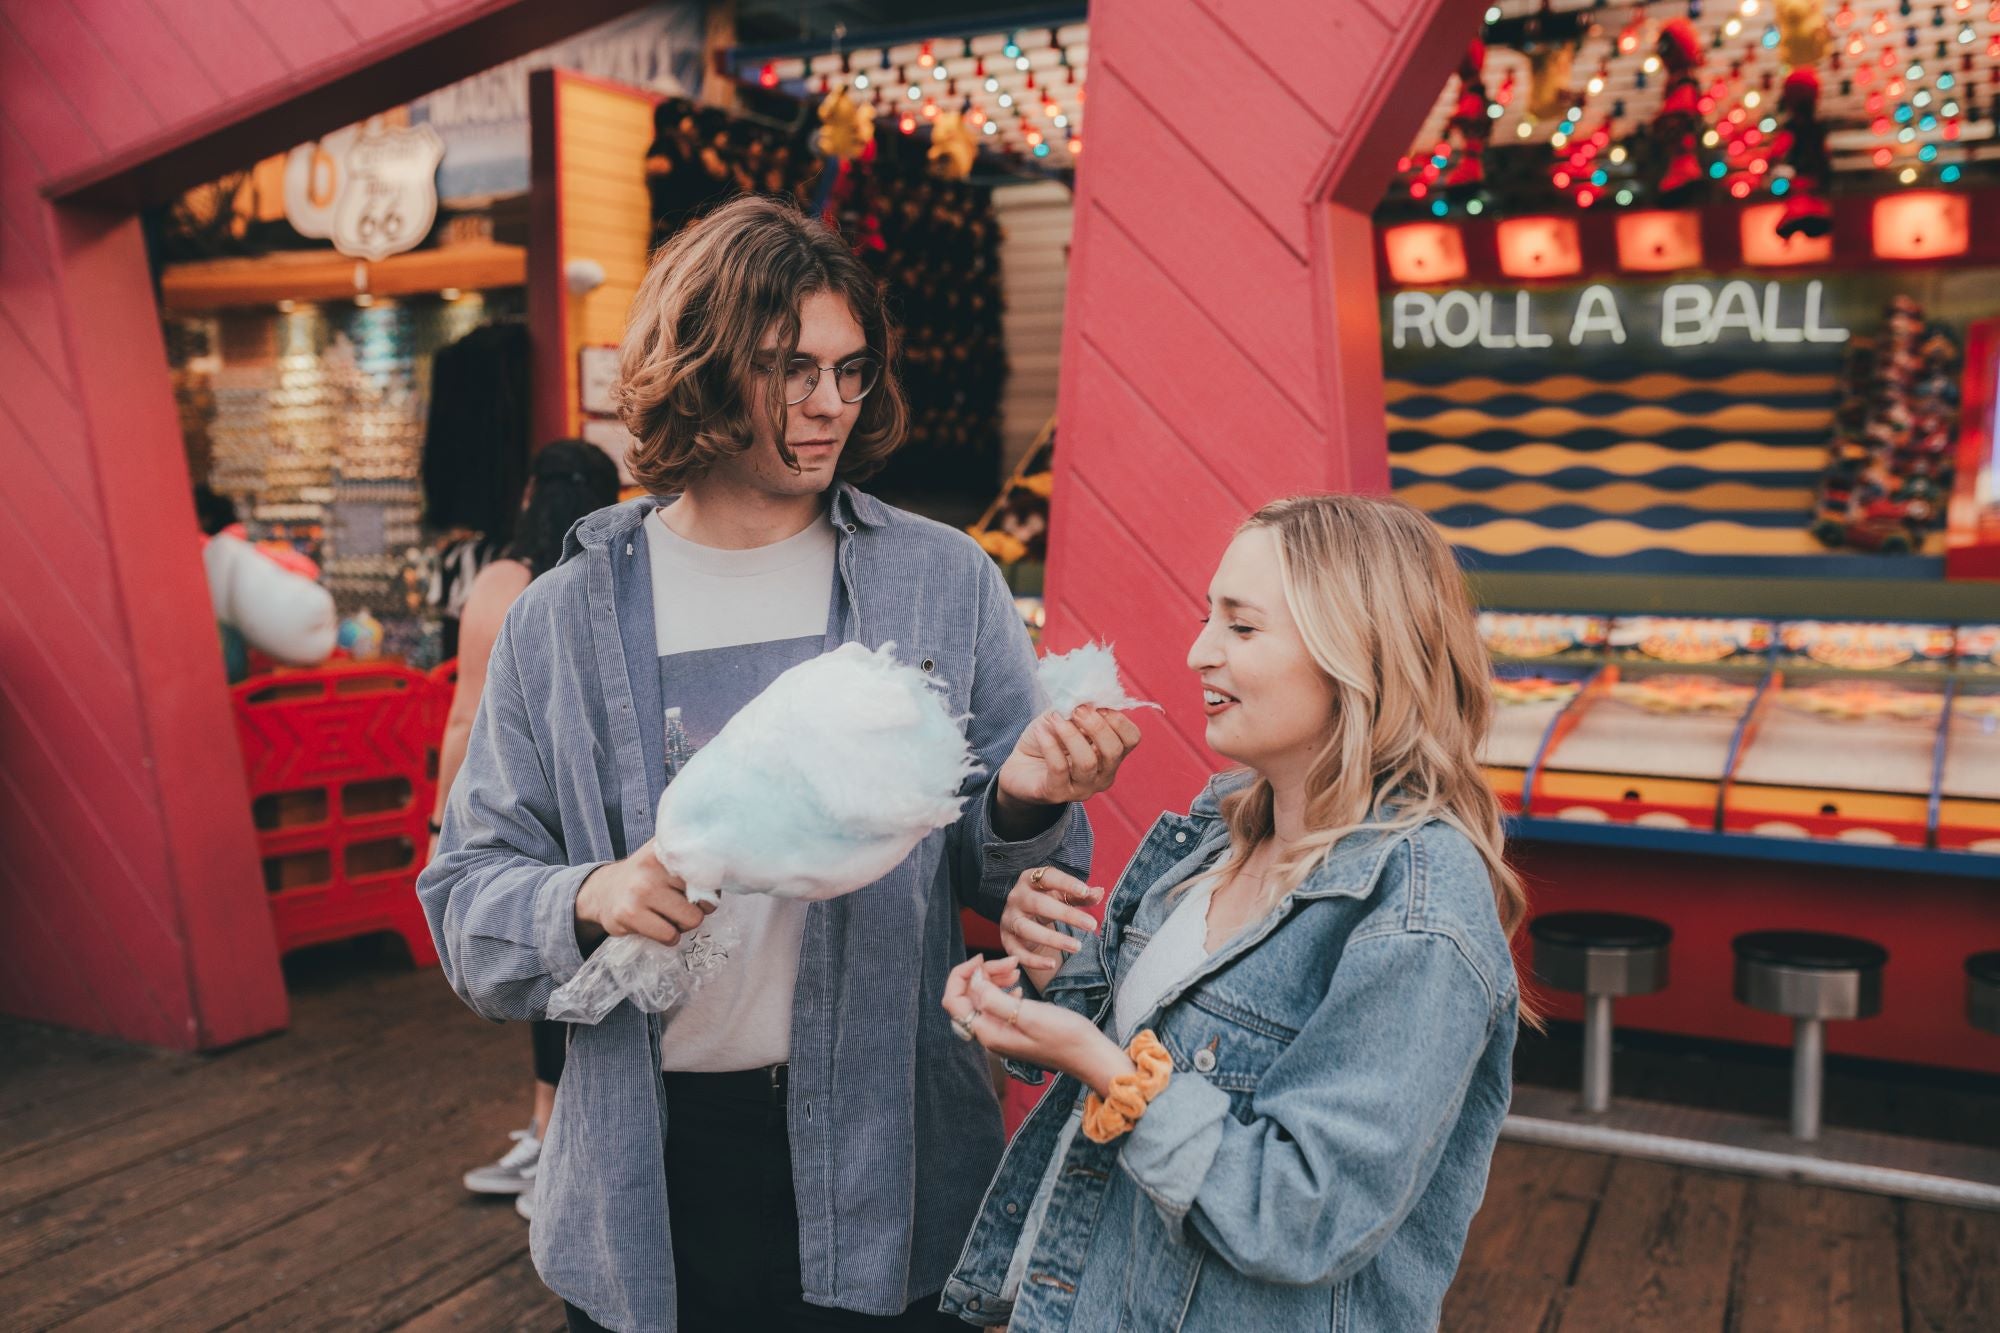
[1387,278,1851,356]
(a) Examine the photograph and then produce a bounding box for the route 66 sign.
[283,122,444,262]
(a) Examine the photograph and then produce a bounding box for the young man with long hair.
[418,196,1138,1331]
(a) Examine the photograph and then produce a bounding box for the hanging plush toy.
[1652,18,1707,201]
[1775,0,1832,69]
[1446,40,1493,190]
[1773,67,1834,237]
[816,84,875,161]
[1527,39,1578,119]
[927,106,978,180]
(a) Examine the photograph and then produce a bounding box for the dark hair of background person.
[503,439,623,577]
[192,483,240,537]
[423,321,532,541]
[613,194,911,496]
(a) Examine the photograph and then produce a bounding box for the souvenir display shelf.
[1481,607,2000,879]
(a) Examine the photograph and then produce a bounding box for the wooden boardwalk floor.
[3,941,1995,1332]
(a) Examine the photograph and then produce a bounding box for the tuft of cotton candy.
[655,641,978,906]
[1037,641,1158,716]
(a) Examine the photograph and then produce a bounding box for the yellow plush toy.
[928,108,979,179]
[1776,0,1830,68]
[1527,42,1578,119]
[816,85,875,160]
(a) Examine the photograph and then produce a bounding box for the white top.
[1113,875,1221,1042]
[646,509,837,1073]
[648,509,838,656]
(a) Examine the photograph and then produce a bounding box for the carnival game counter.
[1473,574,2000,1076]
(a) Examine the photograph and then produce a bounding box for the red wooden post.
[0,0,645,1049]
[1049,0,1492,878]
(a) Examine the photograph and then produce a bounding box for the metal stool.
[1970,952,2000,1036]
[1732,931,1887,1141]
[1529,912,1672,1113]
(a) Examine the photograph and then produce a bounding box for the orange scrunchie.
[1081,1030,1174,1143]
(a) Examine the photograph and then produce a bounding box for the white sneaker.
[463,1127,541,1195]
[515,1175,536,1221]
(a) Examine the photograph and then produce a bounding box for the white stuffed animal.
[202,532,338,666]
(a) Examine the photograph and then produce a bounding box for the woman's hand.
[996,705,1141,814]
[943,956,1134,1097]
[1001,865,1103,992]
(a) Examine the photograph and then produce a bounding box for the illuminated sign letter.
[1711,281,1762,341]
[1661,284,1714,347]
[1761,282,1803,343]
[1434,291,1481,349]
[1803,280,1850,343]
[1514,291,1553,348]
[1567,284,1627,346]
[1392,292,1437,349]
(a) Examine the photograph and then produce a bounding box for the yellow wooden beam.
[160,240,526,311]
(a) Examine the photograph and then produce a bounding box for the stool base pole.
[1581,993,1614,1114]
[1791,1016,1824,1141]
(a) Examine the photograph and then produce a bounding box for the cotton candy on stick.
[1037,642,1159,716]
[546,643,976,1024]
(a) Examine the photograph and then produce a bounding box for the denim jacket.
[417,486,1089,1332]
[941,775,1517,1332]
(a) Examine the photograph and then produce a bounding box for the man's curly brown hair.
[613,195,909,495]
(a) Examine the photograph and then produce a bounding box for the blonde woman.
[939,494,1526,1332]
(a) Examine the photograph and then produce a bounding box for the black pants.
[531,1019,567,1086]
[562,1065,961,1333]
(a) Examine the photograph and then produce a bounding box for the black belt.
[661,1062,789,1106]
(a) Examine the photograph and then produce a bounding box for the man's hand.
[574,840,713,947]
[994,705,1141,832]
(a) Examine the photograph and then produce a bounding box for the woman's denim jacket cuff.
[1119,1073,1231,1241]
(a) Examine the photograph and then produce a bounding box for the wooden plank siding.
[1049,0,1490,869]
[0,0,646,1049]
[526,68,657,450]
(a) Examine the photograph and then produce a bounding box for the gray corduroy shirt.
[418,485,1089,1331]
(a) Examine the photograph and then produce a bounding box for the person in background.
[940,494,1527,1332]
[435,440,622,1220]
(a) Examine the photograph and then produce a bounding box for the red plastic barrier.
[425,659,460,787]
[233,662,441,966]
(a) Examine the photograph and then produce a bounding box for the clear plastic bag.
[545,923,742,1023]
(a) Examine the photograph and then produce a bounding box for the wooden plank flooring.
[2,940,1995,1332]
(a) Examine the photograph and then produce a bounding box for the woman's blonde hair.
[1210,495,1531,993]
[613,195,909,495]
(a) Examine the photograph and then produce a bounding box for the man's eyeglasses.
[762,354,883,406]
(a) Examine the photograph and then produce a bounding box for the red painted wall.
[1050,0,1998,1080]
[0,0,642,1049]
[1047,0,1490,873]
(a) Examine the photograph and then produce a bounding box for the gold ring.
[1029,867,1047,888]
[1006,994,1025,1027]
[952,1009,979,1042]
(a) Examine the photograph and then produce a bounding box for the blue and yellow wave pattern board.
[1381,270,1999,580]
